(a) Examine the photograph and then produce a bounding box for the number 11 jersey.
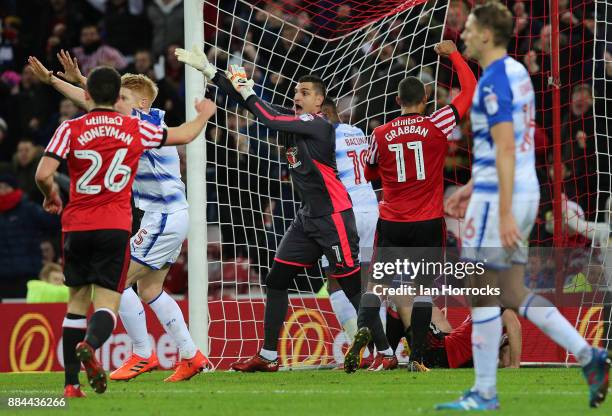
[365,105,458,222]
[45,108,167,232]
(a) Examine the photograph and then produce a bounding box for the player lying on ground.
[28,52,211,382]
[176,47,363,372]
[319,97,378,342]
[344,40,476,374]
[387,305,521,369]
[436,2,610,411]
[34,64,215,397]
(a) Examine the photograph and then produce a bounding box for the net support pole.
[184,0,209,355]
[550,0,563,252]
[550,0,567,362]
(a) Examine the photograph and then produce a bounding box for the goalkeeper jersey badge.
[286,147,302,168]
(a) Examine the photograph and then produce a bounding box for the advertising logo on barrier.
[9,313,55,372]
[578,306,604,347]
[279,308,332,367]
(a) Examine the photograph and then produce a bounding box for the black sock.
[84,309,116,350]
[63,313,86,386]
[409,300,432,362]
[357,293,390,352]
[262,288,289,353]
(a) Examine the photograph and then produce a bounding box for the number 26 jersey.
[45,109,167,232]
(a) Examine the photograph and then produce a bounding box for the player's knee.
[265,261,300,291]
[137,281,164,303]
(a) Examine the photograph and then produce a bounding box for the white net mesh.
[200,0,448,369]
[574,0,612,358]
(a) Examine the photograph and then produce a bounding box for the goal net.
[190,0,610,369]
[200,0,448,369]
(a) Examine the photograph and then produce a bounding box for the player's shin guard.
[148,291,197,359]
[63,314,87,386]
[410,296,432,362]
[519,294,592,365]
[357,292,391,353]
[119,287,151,358]
[471,307,502,399]
[85,308,116,350]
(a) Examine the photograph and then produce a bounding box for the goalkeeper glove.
[226,64,255,100]
[175,46,217,80]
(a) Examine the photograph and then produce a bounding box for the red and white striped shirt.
[365,105,458,222]
[45,109,167,232]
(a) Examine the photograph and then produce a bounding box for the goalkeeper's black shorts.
[274,209,360,278]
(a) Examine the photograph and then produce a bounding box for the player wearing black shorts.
[63,230,131,291]
[343,40,476,373]
[174,50,363,372]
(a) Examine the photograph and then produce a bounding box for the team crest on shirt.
[483,86,499,115]
[299,113,314,121]
[286,147,302,168]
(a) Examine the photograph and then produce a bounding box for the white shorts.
[322,210,378,267]
[131,209,189,270]
[461,198,538,269]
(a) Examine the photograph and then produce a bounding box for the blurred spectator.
[124,48,186,126]
[0,117,10,162]
[125,48,155,77]
[0,15,24,72]
[561,83,596,219]
[72,24,127,75]
[14,64,53,141]
[13,138,43,203]
[0,173,59,299]
[102,0,151,56]
[40,98,84,146]
[26,262,69,303]
[147,0,184,58]
[40,238,59,265]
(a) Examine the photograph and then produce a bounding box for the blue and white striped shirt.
[470,56,540,201]
[131,108,188,213]
[334,123,378,213]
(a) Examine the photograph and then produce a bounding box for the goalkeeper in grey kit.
[176,47,362,371]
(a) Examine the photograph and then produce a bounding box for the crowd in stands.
[0,0,606,299]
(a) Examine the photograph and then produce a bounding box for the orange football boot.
[110,351,159,381]
[164,350,212,382]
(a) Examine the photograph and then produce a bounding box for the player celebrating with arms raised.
[343,39,476,373]
[176,48,363,372]
[436,1,610,410]
[35,66,215,397]
[28,52,212,383]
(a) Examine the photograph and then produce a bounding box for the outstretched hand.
[434,40,458,57]
[56,49,85,85]
[27,56,53,85]
[175,46,216,79]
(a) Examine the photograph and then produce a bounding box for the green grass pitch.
[0,368,607,415]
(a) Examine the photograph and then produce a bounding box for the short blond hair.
[39,262,63,282]
[121,73,158,102]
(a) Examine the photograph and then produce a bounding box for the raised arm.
[434,41,477,119]
[27,55,90,110]
[175,46,246,105]
[165,98,217,145]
